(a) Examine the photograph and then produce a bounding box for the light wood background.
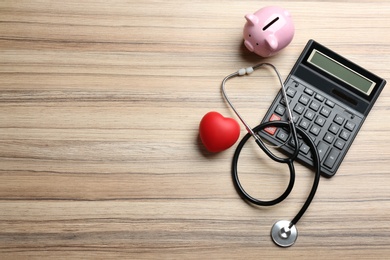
[1,0,389,259]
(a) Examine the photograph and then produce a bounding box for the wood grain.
[0,0,390,259]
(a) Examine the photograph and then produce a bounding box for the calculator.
[259,40,386,177]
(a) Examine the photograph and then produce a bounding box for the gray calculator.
[259,40,386,177]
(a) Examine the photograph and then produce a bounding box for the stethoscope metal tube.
[222,64,294,136]
[222,63,321,247]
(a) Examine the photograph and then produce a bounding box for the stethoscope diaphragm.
[271,220,298,247]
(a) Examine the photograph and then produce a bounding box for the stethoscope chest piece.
[271,220,298,247]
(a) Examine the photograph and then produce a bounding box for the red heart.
[199,111,240,152]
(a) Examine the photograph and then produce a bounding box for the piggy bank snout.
[244,40,254,52]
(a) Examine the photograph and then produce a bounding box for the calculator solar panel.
[259,40,386,177]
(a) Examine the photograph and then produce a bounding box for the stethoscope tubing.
[231,120,320,227]
[222,63,321,232]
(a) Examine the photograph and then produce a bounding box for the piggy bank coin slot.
[263,17,280,31]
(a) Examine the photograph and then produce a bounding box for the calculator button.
[291,113,299,124]
[325,99,335,108]
[315,93,325,102]
[309,100,321,112]
[276,129,289,142]
[329,123,340,135]
[275,105,286,116]
[304,88,314,96]
[339,130,350,141]
[299,118,310,130]
[334,139,345,150]
[289,137,301,148]
[300,143,310,154]
[310,125,321,136]
[293,103,305,114]
[324,148,340,169]
[298,95,310,105]
[314,115,326,126]
[264,114,280,135]
[317,141,330,161]
[286,87,296,98]
[304,110,315,121]
[269,114,281,121]
[320,107,331,118]
[334,114,345,125]
[323,133,334,144]
[280,98,291,106]
[345,121,356,131]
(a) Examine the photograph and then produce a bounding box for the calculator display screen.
[308,49,376,96]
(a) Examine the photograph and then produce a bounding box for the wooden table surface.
[1,0,389,259]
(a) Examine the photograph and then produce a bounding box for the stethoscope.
[222,63,321,247]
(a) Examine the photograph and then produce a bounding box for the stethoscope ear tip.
[271,220,298,247]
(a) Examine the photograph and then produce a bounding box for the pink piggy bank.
[243,6,294,57]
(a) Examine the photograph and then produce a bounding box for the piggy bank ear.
[245,14,258,25]
[244,40,254,52]
[265,34,278,51]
